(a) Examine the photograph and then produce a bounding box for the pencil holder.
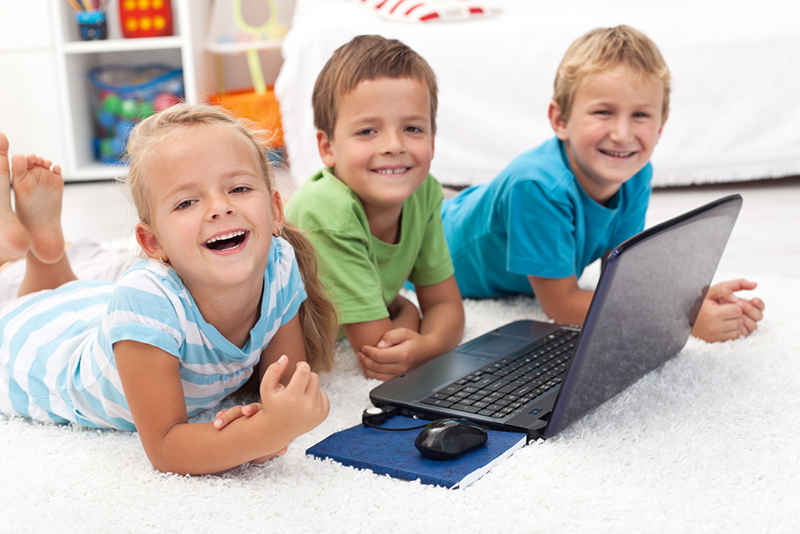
[76,11,108,40]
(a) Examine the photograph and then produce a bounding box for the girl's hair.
[123,103,337,371]
[312,34,438,140]
[553,25,671,122]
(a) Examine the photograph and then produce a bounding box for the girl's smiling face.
[136,126,282,294]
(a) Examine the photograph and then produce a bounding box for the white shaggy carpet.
[1,271,798,533]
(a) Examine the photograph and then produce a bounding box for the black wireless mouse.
[414,418,488,460]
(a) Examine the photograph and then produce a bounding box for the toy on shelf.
[205,0,294,162]
[118,0,173,38]
[88,64,183,163]
[207,87,284,150]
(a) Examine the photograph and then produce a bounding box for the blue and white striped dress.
[0,237,306,430]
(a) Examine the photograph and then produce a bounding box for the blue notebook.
[306,416,527,489]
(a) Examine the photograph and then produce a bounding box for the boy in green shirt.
[285,35,464,381]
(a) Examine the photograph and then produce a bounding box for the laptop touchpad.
[462,335,531,357]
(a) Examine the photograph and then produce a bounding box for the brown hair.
[312,34,438,139]
[553,25,671,122]
[123,103,336,371]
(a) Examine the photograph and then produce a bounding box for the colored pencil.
[64,0,84,11]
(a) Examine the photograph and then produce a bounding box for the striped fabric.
[0,237,306,430]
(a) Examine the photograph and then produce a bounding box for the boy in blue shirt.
[442,25,764,342]
[286,36,464,380]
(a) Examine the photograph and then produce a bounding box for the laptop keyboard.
[420,328,579,419]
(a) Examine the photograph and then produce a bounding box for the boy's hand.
[258,355,330,439]
[692,279,765,342]
[358,328,426,380]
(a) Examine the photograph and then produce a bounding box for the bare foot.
[11,151,65,264]
[0,133,30,264]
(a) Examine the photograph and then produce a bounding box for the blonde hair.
[124,103,337,371]
[312,34,438,139]
[553,25,671,122]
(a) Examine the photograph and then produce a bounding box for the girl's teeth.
[206,231,244,244]
[376,168,407,174]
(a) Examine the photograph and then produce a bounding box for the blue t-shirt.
[0,237,305,430]
[441,137,651,298]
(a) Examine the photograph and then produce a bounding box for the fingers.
[693,300,746,342]
[705,283,736,304]
[361,343,403,364]
[213,402,263,429]
[725,279,758,292]
[284,360,312,394]
[738,299,764,323]
[709,279,759,300]
[0,133,9,179]
[375,328,412,349]
[741,313,758,336]
[357,345,412,380]
[262,354,289,390]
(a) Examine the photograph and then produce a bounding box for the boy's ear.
[548,100,569,141]
[655,109,669,143]
[316,130,336,168]
[136,222,166,263]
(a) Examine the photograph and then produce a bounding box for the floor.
[60,174,800,279]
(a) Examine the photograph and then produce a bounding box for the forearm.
[388,294,421,331]
[539,288,594,326]
[417,300,465,359]
[528,275,594,326]
[146,412,292,475]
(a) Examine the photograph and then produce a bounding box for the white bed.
[275,0,800,188]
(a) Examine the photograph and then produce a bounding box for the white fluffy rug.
[1,272,798,533]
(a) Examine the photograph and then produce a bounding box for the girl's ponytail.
[281,223,337,372]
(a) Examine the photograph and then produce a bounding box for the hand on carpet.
[692,279,765,342]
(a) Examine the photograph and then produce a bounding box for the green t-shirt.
[285,168,454,325]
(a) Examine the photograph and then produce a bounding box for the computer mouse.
[414,418,488,461]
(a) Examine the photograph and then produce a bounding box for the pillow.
[353,0,501,23]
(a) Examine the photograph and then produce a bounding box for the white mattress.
[275,0,800,188]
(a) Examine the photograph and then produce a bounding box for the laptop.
[370,194,743,440]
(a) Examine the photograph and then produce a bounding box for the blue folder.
[306,416,527,489]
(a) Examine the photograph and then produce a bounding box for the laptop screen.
[545,195,742,438]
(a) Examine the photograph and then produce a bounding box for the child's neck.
[364,203,403,244]
[189,277,263,349]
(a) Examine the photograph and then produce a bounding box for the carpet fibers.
[1,273,797,533]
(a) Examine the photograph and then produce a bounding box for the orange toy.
[207,87,284,148]
[119,0,173,38]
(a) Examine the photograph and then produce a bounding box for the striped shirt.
[0,237,306,430]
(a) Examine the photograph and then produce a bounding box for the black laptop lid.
[544,194,743,438]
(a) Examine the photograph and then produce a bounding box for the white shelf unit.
[51,0,213,181]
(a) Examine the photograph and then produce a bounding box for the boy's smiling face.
[317,77,434,225]
[549,64,667,204]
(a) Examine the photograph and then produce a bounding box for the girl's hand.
[214,404,287,463]
[259,355,330,439]
[214,402,263,430]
